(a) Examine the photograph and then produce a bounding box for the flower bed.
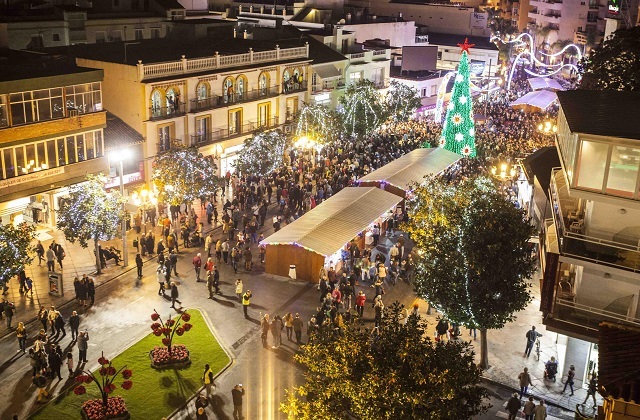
[80,396,130,420]
[149,344,191,369]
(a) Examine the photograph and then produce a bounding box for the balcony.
[282,80,308,95]
[189,116,279,147]
[189,85,281,112]
[149,103,185,121]
[549,168,640,273]
[311,78,346,94]
[346,49,391,64]
[157,138,183,153]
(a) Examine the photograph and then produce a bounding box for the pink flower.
[151,313,160,321]
[181,313,191,322]
[121,369,133,379]
[74,385,86,395]
[121,380,133,390]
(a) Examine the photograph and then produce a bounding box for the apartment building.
[539,90,640,390]
[0,50,108,227]
[49,25,312,177]
[526,0,608,46]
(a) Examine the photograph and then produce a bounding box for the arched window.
[283,69,291,92]
[196,82,209,100]
[165,87,180,114]
[150,89,163,117]
[293,67,301,90]
[258,72,269,96]
[223,77,234,103]
[235,75,246,100]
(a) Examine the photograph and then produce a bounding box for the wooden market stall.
[261,187,403,283]
[355,147,461,198]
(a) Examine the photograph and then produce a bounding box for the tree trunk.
[94,238,102,275]
[480,328,489,370]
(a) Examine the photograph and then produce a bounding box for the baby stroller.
[189,232,203,247]
[544,358,558,381]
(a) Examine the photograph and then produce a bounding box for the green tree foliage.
[0,222,36,283]
[152,144,218,206]
[488,15,518,62]
[579,26,640,91]
[339,79,386,138]
[294,102,341,145]
[281,303,489,419]
[384,80,422,123]
[235,129,288,177]
[403,176,536,368]
[56,174,126,274]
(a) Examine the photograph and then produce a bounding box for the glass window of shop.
[0,129,104,179]
[576,140,609,191]
[8,88,64,126]
[606,145,640,197]
[0,95,8,128]
[65,82,102,114]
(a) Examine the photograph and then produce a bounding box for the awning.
[528,77,564,92]
[261,187,402,257]
[510,90,557,111]
[313,64,342,80]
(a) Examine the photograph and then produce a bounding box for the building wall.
[84,17,169,43]
[3,20,70,49]
[585,200,640,242]
[342,21,417,48]
[435,45,499,76]
[575,266,640,312]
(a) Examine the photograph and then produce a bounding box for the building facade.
[0,51,108,227]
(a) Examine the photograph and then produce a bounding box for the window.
[257,102,270,127]
[53,33,61,42]
[65,82,101,114]
[10,92,35,125]
[150,89,163,115]
[258,72,270,96]
[606,145,640,197]
[96,31,107,43]
[195,115,211,144]
[576,140,609,190]
[235,76,246,100]
[196,82,209,100]
[0,95,8,127]
[29,35,44,49]
[110,30,122,41]
[150,28,160,39]
[228,109,242,135]
[158,124,173,152]
[135,29,144,40]
[286,97,298,121]
[371,68,383,86]
[2,149,15,179]
[165,87,180,112]
[223,77,234,103]
[349,71,362,84]
[283,69,291,92]
[437,51,442,60]
[430,85,437,96]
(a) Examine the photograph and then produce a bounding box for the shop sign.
[104,171,144,189]
[0,167,65,189]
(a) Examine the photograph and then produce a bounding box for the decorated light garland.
[235,129,287,177]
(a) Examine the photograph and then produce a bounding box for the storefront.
[219,144,243,176]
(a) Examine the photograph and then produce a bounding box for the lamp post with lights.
[109,150,132,267]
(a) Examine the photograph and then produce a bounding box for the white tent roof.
[261,187,402,257]
[357,147,461,192]
[528,77,564,91]
[510,90,558,111]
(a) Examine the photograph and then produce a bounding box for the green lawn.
[31,309,229,419]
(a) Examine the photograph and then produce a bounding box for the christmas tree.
[439,39,477,157]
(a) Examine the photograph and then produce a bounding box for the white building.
[527,0,607,46]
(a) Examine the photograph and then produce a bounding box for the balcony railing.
[157,138,182,153]
[282,80,307,94]
[189,85,281,112]
[311,78,346,94]
[549,168,640,273]
[190,116,279,147]
[550,297,640,333]
[149,103,185,121]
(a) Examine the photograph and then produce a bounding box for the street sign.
[48,272,64,297]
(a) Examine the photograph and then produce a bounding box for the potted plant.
[149,309,193,369]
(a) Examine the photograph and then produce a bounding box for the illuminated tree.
[0,222,35,285]
[57,174,126,274]
[152,144,218,206]
[235,129,288,176]
[384,80,422,123]
[439,39,477,157]
[294,102,341,145]
[580,26,640,91]
[403,176,536,369]
[281,303,488,419]
[340,79,386,138]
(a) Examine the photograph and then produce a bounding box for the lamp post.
[294,136,318,166]
[131,187,158,234]
[109,150,132,267]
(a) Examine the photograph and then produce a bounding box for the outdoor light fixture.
[132,187,158,234]
[538,120,557,135]
[108,148,133,267]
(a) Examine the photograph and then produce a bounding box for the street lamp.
[294,136,320,165]
[538,120,558,135]
[490,162,518,181]
[109,149,132,267]
[131,187,158,234]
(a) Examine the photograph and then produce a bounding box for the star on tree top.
[457,38,475,54]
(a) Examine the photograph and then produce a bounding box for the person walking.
[157,265,166,295]
[212,266,220,295]
[36,241,45,265]
[206,270,215,299]
[292,313,303,344]
[87,277,95,305]
[55,245,65,270]
[283,312,293,342]
[524,325,542,357]
[135,253,143,278]
[202,363,215,399]
[519,367,533,399]
[38,307,48,332]
[16,322,27,353]
[53,309,66,340]
[506,392,521,420]
[523,396,536,420]
[33,372,49,403]
[231,384,245,420]
[45,246,55,271]
[69,311,80,341]
[271,315,283,349]
[235,279,243,302]
[534,399,547,420]
[242,290,252,319]
[48,349,63,380]
[193,253,202,282]
[170,282,181,309]
[355,291,366,318]
[222,240,230,264]
[5,301,15,329]
[169,251,178,276]
[583,374,598,407]
[260,314,270,348]
[562,365,576,396]
[78,330,89,363]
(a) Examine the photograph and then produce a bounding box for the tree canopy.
[56,174,126,273]
[339,79,386,138]
[294,102,342,145]
[403,176,536,367]
[580,26,640,91]
[152,144,218,205]
[384,80,422,124]
[234,129,288,176]
[281,303,489,419]
[0,222,35,283]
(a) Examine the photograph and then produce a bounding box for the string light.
[235,130,287,176]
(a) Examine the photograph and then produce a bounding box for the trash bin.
[288,265,296,280]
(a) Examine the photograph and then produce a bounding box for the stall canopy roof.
[510,90,557,111]
[528,77,564,91]
[356,147,461,192]
[261,187,402,257]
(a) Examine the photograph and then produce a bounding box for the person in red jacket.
[355,291,366,318]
